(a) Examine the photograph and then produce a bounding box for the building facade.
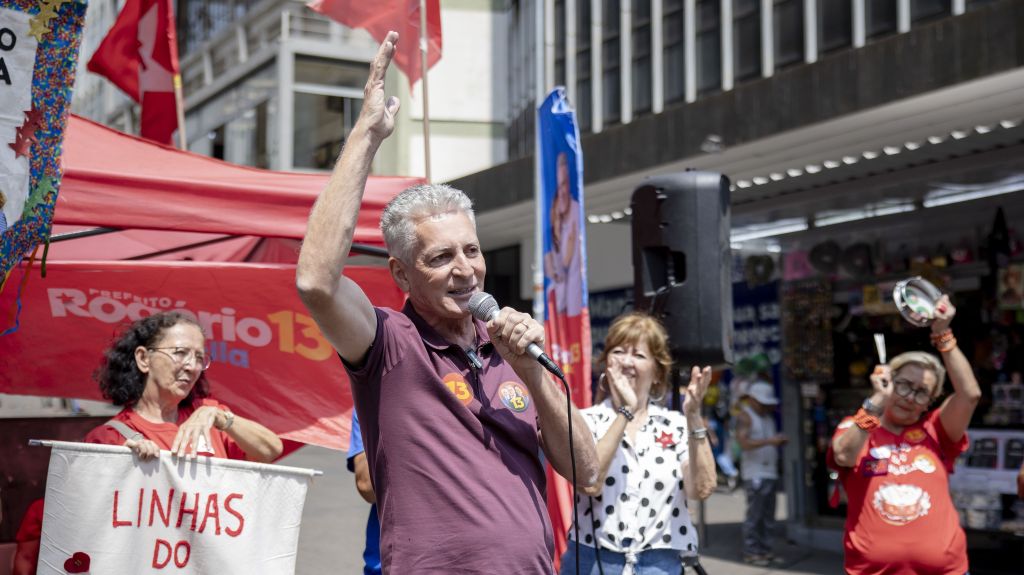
[72,0,509,182]
[452,0,1024,566]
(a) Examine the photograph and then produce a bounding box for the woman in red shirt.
[829,296,980,575]
[84,310,282,462]
[14,311,282,575]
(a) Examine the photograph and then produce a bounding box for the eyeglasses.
[148,347,212,370]
[894,381,932,405]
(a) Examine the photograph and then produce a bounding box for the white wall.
[399,2,509,180]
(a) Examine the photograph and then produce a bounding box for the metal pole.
[419,0,432,183]
[173,74,188,150]
[533,0,545,321]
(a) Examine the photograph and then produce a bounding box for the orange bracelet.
[854,408,880,432]
[930,329,954,344]
[935,337,957,353]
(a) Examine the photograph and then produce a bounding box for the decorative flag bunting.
[0,0,87,297]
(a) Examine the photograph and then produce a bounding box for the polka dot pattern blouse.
[570,400,699,558]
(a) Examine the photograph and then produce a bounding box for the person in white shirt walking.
[736,380,787,566]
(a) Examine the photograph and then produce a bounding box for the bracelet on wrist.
[934,337,957,353]
[929,328,953,342]
[853,408,880,432]
[617,406,635,422]
[689,427,708,441]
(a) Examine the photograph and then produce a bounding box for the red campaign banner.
[0,261,404,450]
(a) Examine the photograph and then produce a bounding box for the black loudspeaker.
[631,171,734,367]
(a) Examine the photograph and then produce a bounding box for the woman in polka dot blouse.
[560,313,718,575]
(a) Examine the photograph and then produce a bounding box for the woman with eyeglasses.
[828,295,980,575]
[84,311,283,462]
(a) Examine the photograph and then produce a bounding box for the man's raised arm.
[296,32,401,365]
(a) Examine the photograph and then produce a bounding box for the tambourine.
[892,276,944,327]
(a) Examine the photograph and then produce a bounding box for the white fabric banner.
[37,441,316,574]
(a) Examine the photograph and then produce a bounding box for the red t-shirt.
[84,398,246,460]
[827,409,969,575]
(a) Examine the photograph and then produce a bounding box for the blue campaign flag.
[538,87,589,319]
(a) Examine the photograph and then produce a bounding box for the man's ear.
[389,257,411,293]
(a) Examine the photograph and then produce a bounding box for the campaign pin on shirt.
[443,372,474,405]
[904,428,926,444]
[656,431,676,449]
[498,381,530,412]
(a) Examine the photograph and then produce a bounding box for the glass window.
[697,0,721,95]
[603,0,622,124]
[966,0,998,9]
[188,64,278,168]
[253,101,270,169]
[733,0,761,82]
[576,0,592,132]
[483,245,531,314]
[633,0,652,115]
[178,0,257,56]
[292,93,362,170]
[866,0,897,38]
[221,101,270,168]
[818,0,852,54]
[912,0,950,22]
[295,57,367,87]
[664,0,687,103]
[210,125,226,160]
[774,0,803,68]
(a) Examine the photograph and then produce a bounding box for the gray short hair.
[380,184,476,262]
[890,351,947,397]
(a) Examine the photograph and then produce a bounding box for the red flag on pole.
[87,0,181,145]
[307,0,442,87]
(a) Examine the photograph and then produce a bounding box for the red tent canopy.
[56,115,421,246]
[0,116,416,450]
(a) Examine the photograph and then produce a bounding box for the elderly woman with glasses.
[84,311,282,462]
[828,295,981,575]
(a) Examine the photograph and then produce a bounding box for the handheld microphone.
[468,291,565,378]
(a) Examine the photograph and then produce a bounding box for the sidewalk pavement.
[695,488,843,575]
[285,446,845,574]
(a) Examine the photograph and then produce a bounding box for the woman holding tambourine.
[828,293,981,575]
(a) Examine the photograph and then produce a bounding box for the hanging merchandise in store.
[840,243,874,279]
[808,240,841,275]
[743,255,776,287]
[997,264,1024,310]
[781,279,833,383]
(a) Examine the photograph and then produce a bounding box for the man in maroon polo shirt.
[296,32,599,573]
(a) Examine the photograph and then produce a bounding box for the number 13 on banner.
[267,311,332,361]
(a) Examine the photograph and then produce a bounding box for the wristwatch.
[861,398,883,417]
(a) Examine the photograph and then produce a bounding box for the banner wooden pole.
[419,0,432,183]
